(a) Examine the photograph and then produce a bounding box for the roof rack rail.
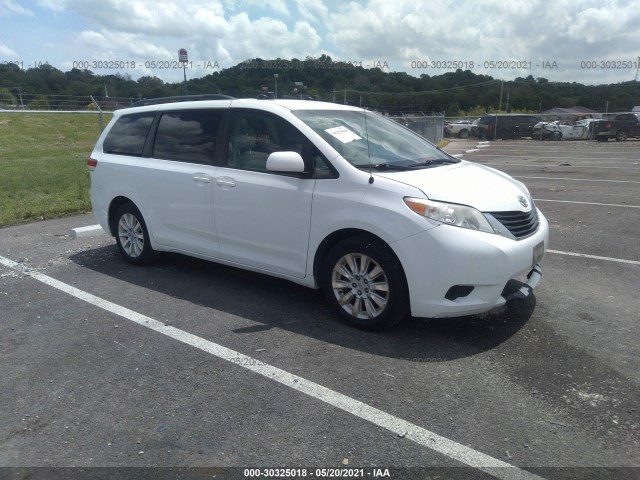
[129,94,236,107]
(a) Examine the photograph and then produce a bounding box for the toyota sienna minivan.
[88,96,548,330]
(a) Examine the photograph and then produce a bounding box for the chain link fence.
[389,115,445,144]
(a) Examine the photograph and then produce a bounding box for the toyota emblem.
[518,195,529,208]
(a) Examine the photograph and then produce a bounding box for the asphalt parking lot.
[1,138,639,480]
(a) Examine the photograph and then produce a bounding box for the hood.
[375,161,532,212]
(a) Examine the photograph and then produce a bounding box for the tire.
[596,136,608,142]
[615,130,628,141]
[550,131,562,141]
[114,203,155,265]
[322,236,409,330]
[498,129,510,140]
[458,129,469,139]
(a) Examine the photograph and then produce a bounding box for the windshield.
[293,109,456,168]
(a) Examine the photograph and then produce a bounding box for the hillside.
[1,56,639,115]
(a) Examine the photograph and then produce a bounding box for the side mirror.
[266,151,305,173]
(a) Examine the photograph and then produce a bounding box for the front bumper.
[390,211,549,318]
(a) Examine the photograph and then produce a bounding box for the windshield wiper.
[354,163,411,171]
[406,158,459,169]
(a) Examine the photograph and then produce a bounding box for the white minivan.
[88,96,548,330]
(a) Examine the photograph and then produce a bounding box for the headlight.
[404,197,494,233]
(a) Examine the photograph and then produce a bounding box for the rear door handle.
[192,173,210,183]
[216,177,236,188]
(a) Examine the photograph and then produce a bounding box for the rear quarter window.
[103,112,155,156]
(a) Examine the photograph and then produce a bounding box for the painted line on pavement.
[0,254,544,480]
[479,162,635,170]
[469,154,637,162]
[534,199,640,209]
[516,176,640,184]
[547,250,640,266]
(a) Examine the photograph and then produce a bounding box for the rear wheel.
[458,129,469,139]
[322,236,409,330]
[114,203,155,265]
[615,129,628,141]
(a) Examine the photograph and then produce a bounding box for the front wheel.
[115,203,155,265]
[322,236,409,330]
[458,129,469,139]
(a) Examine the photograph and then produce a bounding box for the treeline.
[1,55,638,115]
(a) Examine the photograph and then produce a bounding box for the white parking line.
[516,176,640,184]
[534,199,640,209]
[0,254,544,480]
[480,162,635,170]
[469,154,638,162]
[547,250,640,266]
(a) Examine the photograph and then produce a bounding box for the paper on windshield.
[325,126,362,143]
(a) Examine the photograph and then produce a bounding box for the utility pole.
[179,49,189,95]
[498,80,504,112]
[17,87,24,108]
[274,74,278,99]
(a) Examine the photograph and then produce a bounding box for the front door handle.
[192,173,211,183]
[216,177,236,188]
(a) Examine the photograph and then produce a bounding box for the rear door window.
[153,110,224,164]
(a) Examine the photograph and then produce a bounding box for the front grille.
[488,208,539,239]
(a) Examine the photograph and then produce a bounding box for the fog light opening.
[445,285,474,301]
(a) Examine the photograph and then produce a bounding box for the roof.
[632,106,640,112]
[114,97,361,117]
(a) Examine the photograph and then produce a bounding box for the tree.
[0,88,16,108]
[27,95,49,110]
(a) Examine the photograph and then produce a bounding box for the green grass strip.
[0,113,111,226]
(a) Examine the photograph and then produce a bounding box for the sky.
[1,0,640,87]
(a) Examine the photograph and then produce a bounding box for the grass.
[0,113,111,226]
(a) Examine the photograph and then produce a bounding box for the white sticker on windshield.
[325,126,362,143]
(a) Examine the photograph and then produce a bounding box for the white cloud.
[242,0,289,17]
[225,14,320,60]
[0,0,34,16]
[0,41,19,57]
[294,0,328,24]
[78,30,174,60]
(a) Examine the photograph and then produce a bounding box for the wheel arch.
[108,196,136,236]
[312,228,407,286]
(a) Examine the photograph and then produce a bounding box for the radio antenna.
[363,107,374,184]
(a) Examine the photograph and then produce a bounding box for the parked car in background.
[477,114,541,140]
[444,119,472,138]
[532,119,595,140]
[88,96,547,331]
[470,118,480,137]
[591,113,640,141]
